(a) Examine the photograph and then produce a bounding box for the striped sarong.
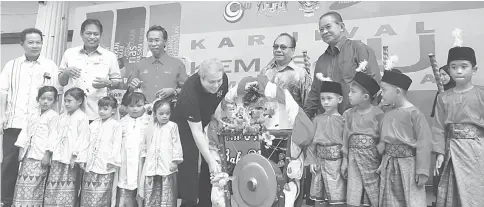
[379,144,425,207]
[12,158,49,207]
[309,144,346,206]
[143,173,177,207]
[346,135,380,207]
[44,161,80,207]
[436,124,484,207]
[80,171,114,207]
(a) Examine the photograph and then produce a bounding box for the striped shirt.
[0,55,60,129]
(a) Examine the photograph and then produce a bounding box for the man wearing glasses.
[304,11,381,117]
[259,33,312,207]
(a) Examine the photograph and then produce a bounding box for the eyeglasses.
[272,44,294,50]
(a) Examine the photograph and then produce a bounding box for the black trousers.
[180,158,212,207]
[1,128,22,207]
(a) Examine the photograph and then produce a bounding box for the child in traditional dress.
[44,87,90,207]
[138,98,183,207]
[341,71,384,207]
[377,66,432,207]
[117,92,151,207]
[432,29,484,207]
[306,77,346,207]
[77,95,122,207]
[12,86,59,206]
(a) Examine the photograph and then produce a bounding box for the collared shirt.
[0,55,60,129]
[51,109,90,164]
[80,117,123,174]
[141,121,183,176]
[59,45,121,120]
[260,60,312,107]
[119,114,151,190]
[128,54,188,102]
[15,108,59,161]
[304,37,381,117]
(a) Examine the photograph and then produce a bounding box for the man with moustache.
[171,59,229,207]
[128,25,188,102]
[0,28,60,207]
[58,19,122,123]
[304,11,381,117]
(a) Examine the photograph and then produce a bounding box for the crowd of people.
[0,10,482,207]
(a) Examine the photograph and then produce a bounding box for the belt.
[349,134,377,149]
[385,144,416,158]
[448,123,484,139]
[316,144,342,160]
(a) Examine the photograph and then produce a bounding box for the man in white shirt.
[0,28,59,207]
[58,19,121,122]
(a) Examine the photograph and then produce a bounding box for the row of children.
[305,39,483,207]
[11,86,183,207]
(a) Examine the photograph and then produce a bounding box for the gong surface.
[232,153,283,207]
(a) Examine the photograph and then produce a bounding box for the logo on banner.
[329,1,361,10]
[257,1,288,16]
[298,1,320,17]
[224,1,252,23]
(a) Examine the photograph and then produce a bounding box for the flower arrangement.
[218,81,276,148]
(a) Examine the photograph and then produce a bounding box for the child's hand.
[18,147,25,162]
[136,193,143,204]
[169,162,178,172]
[434,154,444,176]
[340,159,348,179]
[310,164,319,174]
[41,153,51,168]
[415,174,428,187]
[70,155,77,168]
[377,142,386,155]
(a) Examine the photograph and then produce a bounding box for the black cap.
[320,81,343,96]
[381,69,412,91]
[447,46,476,66]
[352,72,380,97]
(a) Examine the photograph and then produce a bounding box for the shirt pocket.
[339,56,357,83]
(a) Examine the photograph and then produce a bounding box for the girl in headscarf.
[430,65,456,118]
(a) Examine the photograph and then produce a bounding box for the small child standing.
[341,71,384,207]
[377,65,432,207]
[433,29,484,207]
[306,77,346,207]
[77,95,122,207]
[44,87,90,207]
[12,86,59,206]
[138,99,183,207]
[117,92,151,207]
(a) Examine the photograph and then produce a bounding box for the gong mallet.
[428,53,445,93]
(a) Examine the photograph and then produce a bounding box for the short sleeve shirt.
[171,72,228,128]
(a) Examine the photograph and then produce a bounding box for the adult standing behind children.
[0,28,59,207]
[58,19,121,122]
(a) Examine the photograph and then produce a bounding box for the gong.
[232,153,285,207]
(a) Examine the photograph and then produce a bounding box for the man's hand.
[64,67,82,79]
[416,174,428,187]
[434,154,444,176]
[156,88,176,99]
[130,78,142,88]
[341,158,348,179]
[92,77,111,89]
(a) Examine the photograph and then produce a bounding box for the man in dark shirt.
[128,25,188,102]
[171,59,229,207]
[304,11,381,117]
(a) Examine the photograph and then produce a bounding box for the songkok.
[381,69,412,91]
[320,81,343,96]
[352,72,380,97]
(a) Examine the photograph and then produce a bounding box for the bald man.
[170,59,229,207]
